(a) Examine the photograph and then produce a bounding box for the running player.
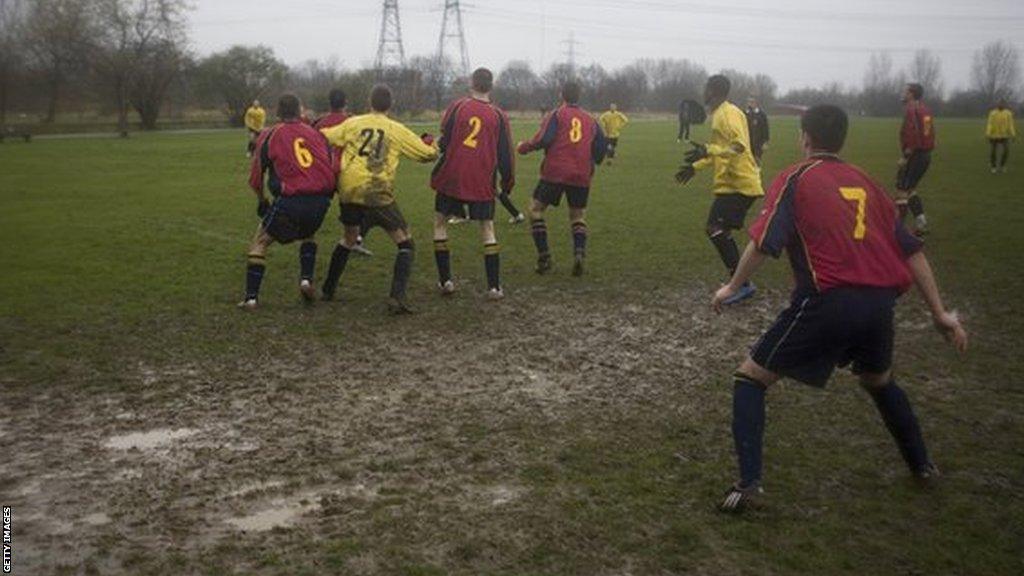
[239,94,336,309]
[711,105,967,512]
[319,84,439,314]
[895,83,935,235]
[430,67,516,299]
[599,103,629,165]
[244,99,266,157]
[517,81,607,276]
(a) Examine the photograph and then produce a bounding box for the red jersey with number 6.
[748,154,923,296]
[249,119,336,196]
[517,104,606,187]
[430,97,515,202]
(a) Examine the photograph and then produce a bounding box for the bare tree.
[24,0,94,123]
[862,52,904,116]
[494,60,539,111]
[906,49,944,101]
[972,40,1021,103]
[0,0,27,126]
[128,37,188,129]
[198,45,287,126]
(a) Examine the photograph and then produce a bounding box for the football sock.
[710,231,740,275]
[732,375,767,488]
[572,221,588,257]
[245,254,266,301]
[391,240,414,300]
[868,381,931,472]
[907,195,925,218]
[322,243,351,296]
[991,143,998,168]
[897,203,909,221]
[484,242,501,290]
[498,193,520,218]
[434,239,452,284]
[531,219,550,256]
[299,241,317,281]
[1001,144,1009,167]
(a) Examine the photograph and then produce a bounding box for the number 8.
[569,118,583,143]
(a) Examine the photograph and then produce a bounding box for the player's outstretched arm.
[712,241,767,313]
[906,252,968,353]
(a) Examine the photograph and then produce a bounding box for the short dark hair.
[906,83,924,100]
[800,104,848,153]
[706,74,731,99]
[471,68,493,93]
[561,81,581,104]
[277,93,301,120]
[370,84,392,112]
[328,88,347,111]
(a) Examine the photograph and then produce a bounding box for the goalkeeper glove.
[684,142,708,164]
[675,164,696,185]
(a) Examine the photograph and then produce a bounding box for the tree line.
[1,0,1020,132]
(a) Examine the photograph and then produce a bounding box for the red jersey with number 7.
[430,97,515,202]
[748,154,923,296]
[517,104,606,187]
[249,119,336,196]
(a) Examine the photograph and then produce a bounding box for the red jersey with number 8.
[748,155,923,295]
[431,97,515,202]
[518,104,605,187]
[249,119,336,196]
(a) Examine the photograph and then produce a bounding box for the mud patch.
[103,427,198,451]
[225,491,320,532]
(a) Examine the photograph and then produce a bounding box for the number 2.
[358,128,386,159]
[463,116,482,148]
[839,187,867,240]
[293,137,314,168]
[569,117,582,143]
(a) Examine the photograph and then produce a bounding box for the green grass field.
[2,116,1023,575]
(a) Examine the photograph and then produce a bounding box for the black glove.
[674,164,696,185]
[683,142,708,164]
[257,198,271,218]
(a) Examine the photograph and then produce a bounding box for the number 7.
[839,187,867,240]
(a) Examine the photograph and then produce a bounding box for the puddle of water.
[82,512,111,526]
[227,480,286,499]
[225,493,319,532]
[104,428,198,451]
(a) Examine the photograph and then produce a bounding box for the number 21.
[839,187,867,240]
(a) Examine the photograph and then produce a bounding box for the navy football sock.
[498,193,521,218]
[732,375,767,487]
[434,239,452,284]
[391,240,414,299]
[245,255,266,301]
[484,242,500,290]
[572,221,588,257]
[907,195,925,218]
[531,219,550,256]
[897,202,909,221]
[299,241,317,282]
[710,231,740,276]
[868,381,931,472]
[322,243,351,297]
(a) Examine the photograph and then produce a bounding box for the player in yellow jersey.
[675,74,764,305]
[599,104,629,165]
[244,99,267,157]
[986,99,1016,174]
[319,85,439,314]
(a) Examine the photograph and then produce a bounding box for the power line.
[562,32,581,74]
[375,0,406,75]
[436,0,470,80]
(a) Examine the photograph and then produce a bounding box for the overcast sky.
[190,0,1024,95]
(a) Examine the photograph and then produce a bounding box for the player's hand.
[420,132,435,146]
[674,164,696,185]
[257,197,271,218]
[516,141,530,155]
[933,310,968,353]
[712,284,737,314]
[684,143,708,164]
[897,156,908,167]
[762,142,770,151]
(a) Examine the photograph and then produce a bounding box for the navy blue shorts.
[262,194,331,244]
[435,194,495,221]
[750,287,899,387]
[534,180,589,209]
[896,150,931,192]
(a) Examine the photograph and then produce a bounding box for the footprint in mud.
[103,427,198,451]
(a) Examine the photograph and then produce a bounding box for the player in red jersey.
[709,105,967,513]
[240,94,337,309]
[430,68,516,299]
[896,83,935,235]
[517,81,607,276]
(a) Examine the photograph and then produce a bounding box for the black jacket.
[745,107,770,148]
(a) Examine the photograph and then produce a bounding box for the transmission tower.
[375,0,406,74]
[436,0,471,80]
[562,32,581,75]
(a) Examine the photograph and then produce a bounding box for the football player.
[319,84,439,314]
[598,103,629,165]
[676,74,764,305]
[244,99,267,157]
[517,81,607,276]
[895,83,935,235]
[986,99,1016,173]
[240,94,336,309]
[711,105,967,512]
[430,67,516,299]
[744,96,770,165]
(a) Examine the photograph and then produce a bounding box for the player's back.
[789,157,915,293]
[431,97,514,202]
[542,104,601,187]
[901,101,935,151]
[314,111,349,131]
[252,120,335,196]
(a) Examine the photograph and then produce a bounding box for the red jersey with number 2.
[748,155,923,296]
[518,104,605,188]
[430,97,515,202]
[249,120,336,196]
